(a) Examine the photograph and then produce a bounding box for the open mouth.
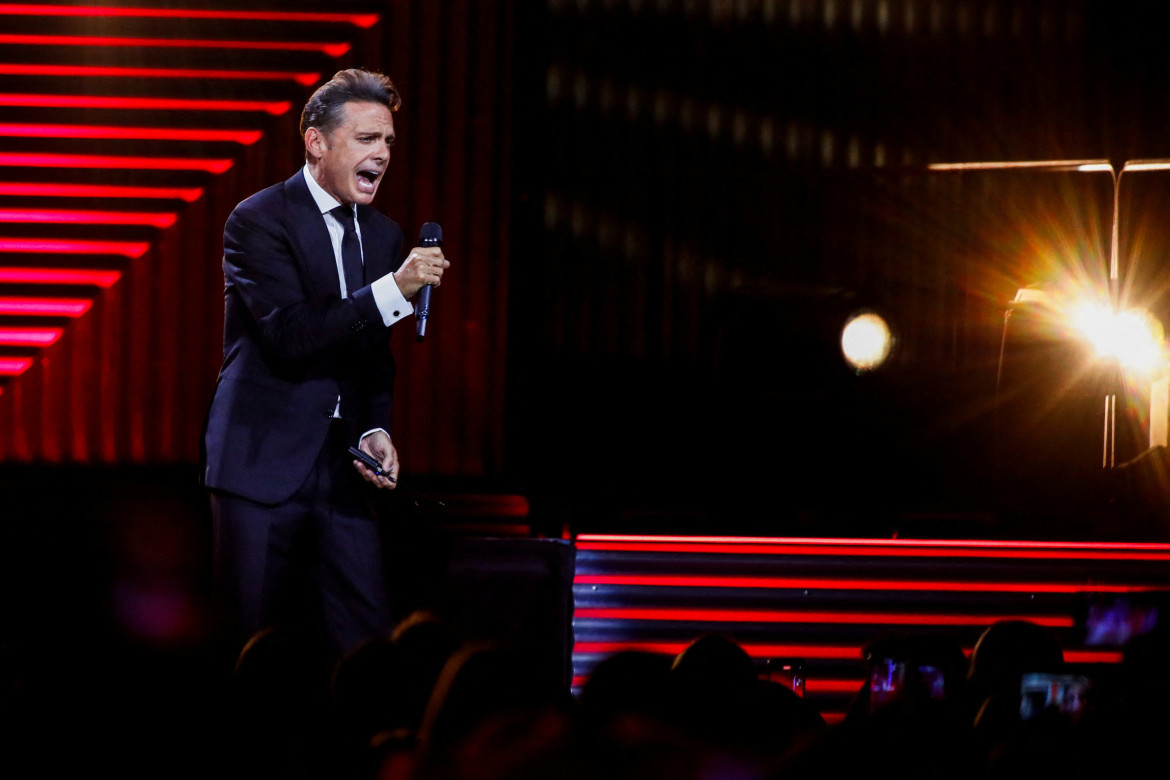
[356,169,380,192]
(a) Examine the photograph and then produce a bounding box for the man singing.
[202,69,449,661]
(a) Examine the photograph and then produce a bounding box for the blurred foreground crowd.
[2,609,1169,779]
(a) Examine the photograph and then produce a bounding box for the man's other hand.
[355,429,399,489]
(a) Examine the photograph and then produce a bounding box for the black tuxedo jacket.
[202,170,405,504]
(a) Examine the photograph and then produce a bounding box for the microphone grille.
[419,221,443,246]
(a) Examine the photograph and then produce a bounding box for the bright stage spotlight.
[1011,288,1167,377]
[1069,301,1166,375]
[841,311,893,373]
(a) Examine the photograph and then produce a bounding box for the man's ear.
[305,127,326,162]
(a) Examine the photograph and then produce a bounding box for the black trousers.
[210,421,393,663]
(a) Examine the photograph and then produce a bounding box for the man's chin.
[351,189,378,205]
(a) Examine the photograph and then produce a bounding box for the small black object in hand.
[347,446,396,482]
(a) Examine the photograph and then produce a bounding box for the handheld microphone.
[415,222,442,341]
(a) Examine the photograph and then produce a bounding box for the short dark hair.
[299,68,402,140]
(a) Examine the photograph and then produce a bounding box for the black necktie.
[330,205,364,297]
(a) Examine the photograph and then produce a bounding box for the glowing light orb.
[841,312,893,372]
[1070,302,1165,374]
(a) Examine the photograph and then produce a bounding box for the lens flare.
[841,312,893,372]
[1070,301,1165,375]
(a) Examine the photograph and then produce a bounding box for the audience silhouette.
[8,601,1170,779]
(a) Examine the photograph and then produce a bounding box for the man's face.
[306,100,395,206]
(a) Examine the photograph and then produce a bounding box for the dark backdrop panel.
[506,0,1170,538]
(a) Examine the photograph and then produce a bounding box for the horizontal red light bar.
[0,268,121,288]
[0,123,261,144]
[573,574,1167,594]
[574,641,864,660]
[0,183,203,202]
[578,534,1170,550]
[0,152,232,174]
[807,679,867,695]
[0,357,34,376]
[576,535,1170,561]
[0,4,379,27]
[574,641,1125,665]
[573,607,1073,628]
[0,209,176,228]
[0,297,91,317]
[578,541,1170,561]
[1065,649,1124,664]
[0,94,290,115]
[0,327,63,346]
[0,64,320,87]
[0,238,148,259]
[0,34,351,58]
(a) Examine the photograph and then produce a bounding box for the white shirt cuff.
[360,428,389,445]
[371,274,413,327]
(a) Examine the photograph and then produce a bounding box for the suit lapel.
[283,171,342,299]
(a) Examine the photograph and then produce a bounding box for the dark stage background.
[510,0,1170,540]
[5,0,1170,660]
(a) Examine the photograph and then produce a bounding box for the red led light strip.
[807,679,868,695]
[0,34,351,58]
[574,641,868,660]
[0,64,320,87]
[0,297,91,317]
[0,209,176,228]
[0,238,149,259]
[573,574,1166,594]
[573,641,1124,664]
[0,153,233,174]
[573,607,1073,628]
[0,95,290,115]
[0,268,121,288]
[0,357,34,376]
[0,327,63,347]
[1065,650,1124,663]
[0,4,379,27]
[578,533,1170,550]
[576,535,1170,561]
[0,183,203,202]
[0,123,261,144]
[578,541,1170,561]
